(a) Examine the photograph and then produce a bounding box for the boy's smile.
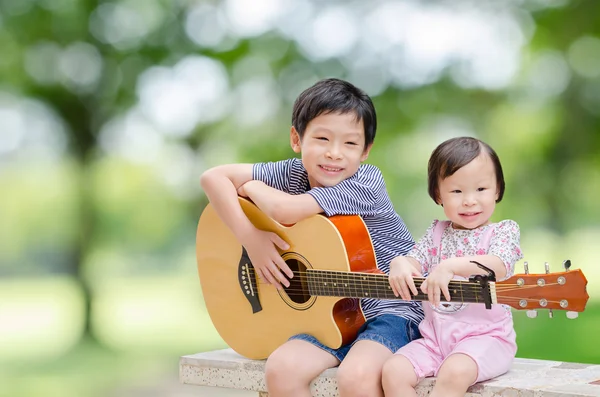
[290,112,371,188]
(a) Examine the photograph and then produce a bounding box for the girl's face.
[438,153,499,230]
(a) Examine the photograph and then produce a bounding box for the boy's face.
[290,112,371,188]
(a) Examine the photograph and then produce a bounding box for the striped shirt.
[253,158,424,324]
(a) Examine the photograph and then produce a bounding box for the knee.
[337,361,380,397]
[382,357,400,389]
[436,364,476,388]
[265,350,303,392]
[381,356,414,391]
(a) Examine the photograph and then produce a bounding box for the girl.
[383,136,523,397]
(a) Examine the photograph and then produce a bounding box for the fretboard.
[306,269,492,304]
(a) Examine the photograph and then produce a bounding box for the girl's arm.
[439,255,507,280]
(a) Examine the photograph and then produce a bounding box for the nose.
[463,194,476,206]
[326,144,343,160]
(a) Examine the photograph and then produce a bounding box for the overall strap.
[477,224,496,251]
[432,220,451,249]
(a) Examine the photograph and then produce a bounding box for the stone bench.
[179,348,600,396]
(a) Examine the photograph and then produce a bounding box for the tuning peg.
[566,311,578,319]
[544,262,550,274]
[548,309,553,319]
[524,261,529,274]
[563,260,571,271]
[526,310,537,318]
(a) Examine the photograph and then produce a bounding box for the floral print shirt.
[407,219,524,281]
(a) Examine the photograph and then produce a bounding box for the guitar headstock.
[496,260,589,317]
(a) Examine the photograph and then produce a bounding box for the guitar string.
[249,268,558,288]
[246,269,569,304]
[247,268,561,292]
[247,270,563,293]
[247,269,490,293]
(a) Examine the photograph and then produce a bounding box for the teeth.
[321,166,341,171]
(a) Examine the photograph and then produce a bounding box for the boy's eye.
[345,141,358,145]
[316,137,328,141]
[451,190,461,193]
[477,187,486,191]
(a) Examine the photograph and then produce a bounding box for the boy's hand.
[237,183,249,197]
[241,228,293,289]
[420,263,454,308]
[389,256,422,301]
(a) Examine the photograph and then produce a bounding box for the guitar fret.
[306,270,487,304]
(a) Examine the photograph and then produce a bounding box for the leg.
[337,340,391,397]
[336,315,421,397]
[430,353,477,397]
[264,339,339,397]
[382,354,419,397]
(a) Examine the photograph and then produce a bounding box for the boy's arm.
[200,165,293,288]
[200,164,256,242]
[241,180,323,224]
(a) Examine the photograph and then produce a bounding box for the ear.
[360,144,373,162]
[290,126,301,153]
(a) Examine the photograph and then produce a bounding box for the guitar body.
[196,197,379,359]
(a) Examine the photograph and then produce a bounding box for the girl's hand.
[389,257,423,301]
[420,263,454,308]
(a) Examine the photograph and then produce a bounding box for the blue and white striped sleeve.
[252,159,295,193]
[306,165,385,217]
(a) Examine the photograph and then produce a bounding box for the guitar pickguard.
[238,247,262,313]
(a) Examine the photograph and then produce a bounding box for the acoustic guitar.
[196,198,589,359]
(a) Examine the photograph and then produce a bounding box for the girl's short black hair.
[291,78,377,147]
[428,136,505,204]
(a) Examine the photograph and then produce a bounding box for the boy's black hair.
[428,136,506,204]
[291,78,377,148]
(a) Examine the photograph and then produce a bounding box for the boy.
[200,78,423,397]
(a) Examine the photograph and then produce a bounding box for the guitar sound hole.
[283,258,310,304]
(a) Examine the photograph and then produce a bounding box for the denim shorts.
[289,314,422,362]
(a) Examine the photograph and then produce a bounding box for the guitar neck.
[306,269,493,304]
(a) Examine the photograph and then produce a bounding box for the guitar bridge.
[238,247,262,313]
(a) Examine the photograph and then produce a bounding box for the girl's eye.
[451,190,461,194]
[477,187,486,192]
[316,137,328,141]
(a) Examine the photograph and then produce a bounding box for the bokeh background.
[1,0,599,396]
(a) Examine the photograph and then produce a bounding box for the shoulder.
[341,164,385,194]
[253,158,305,175]
[255,158,303,169]
[352,163,384,183]
[432,219,450,229]
[492,219,520,232]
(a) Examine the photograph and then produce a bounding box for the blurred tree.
[1,0,599,348]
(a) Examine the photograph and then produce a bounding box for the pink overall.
[396,221,517,384]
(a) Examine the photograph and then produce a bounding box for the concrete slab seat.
[180,348,600,396]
